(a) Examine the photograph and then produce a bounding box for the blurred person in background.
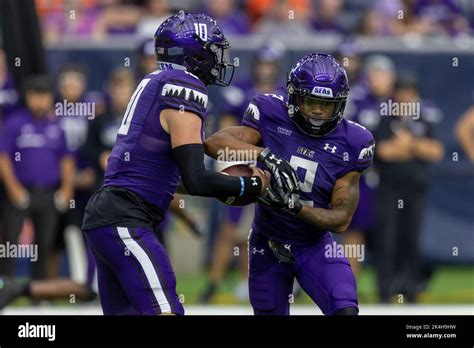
[374,73,444,303]
[0,48,21,122]
[335,46,377,276]
[82,67,136,176]
[455,106,474,162]
[202,0,251,35]
[136,0,172,39]
[137,38,159,78]
[311,0,346,35]
[49,65,97,278]
[200,42,286,303]
[253,0,313,36]
[0,75,75,280]
[93,0,142,40]
[37,0,102,43]
[412,0,471,37]
[335,42,366,107]
[368,0,471,38]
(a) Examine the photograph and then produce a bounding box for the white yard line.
[2,304,473,315]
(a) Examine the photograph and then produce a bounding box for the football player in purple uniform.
[205,53,375,315]
[80,13,296,315]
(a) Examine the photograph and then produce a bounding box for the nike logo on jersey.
[161,83,208,108]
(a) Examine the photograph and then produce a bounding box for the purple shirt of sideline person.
[0,75,75,210]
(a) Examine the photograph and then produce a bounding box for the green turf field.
[176,266,474,305]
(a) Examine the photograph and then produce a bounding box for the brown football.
[218,164,256,206]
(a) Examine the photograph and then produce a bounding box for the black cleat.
[0,276,27,310]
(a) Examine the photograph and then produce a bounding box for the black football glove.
[258,187,303,215]
[258,148,300,203]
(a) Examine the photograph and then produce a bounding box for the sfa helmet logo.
[311,86,333,97]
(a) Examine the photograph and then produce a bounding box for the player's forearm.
[204,129,263,160]
[296,205,351,233]
[173,143,262,198]
[60,155,76,194]
[376,140,413,162]
[413,138,444,162]
[295,172,360,233]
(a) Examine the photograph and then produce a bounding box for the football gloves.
[257,148,302,214]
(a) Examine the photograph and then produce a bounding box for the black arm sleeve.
[172,143,262,198]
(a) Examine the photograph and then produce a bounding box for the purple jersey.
[103,67,208,213]
[242,91,375,245]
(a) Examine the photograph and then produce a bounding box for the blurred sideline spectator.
[0,75,75,280]
[49,65,97,278]
[82,67,136,175]
[251,0,313,36]
[137,38,158,78]
[0,49,21,122]
[311,0,346,34]
[37,0,102,43]
[35,0,473,43]
[336,45,375,276]
[203,0,251,35]
[413,0,471,37]
[374,72,444,303]
[93,0,142,41]
[136,0,172,39]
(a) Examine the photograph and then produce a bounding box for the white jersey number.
[289,155,319,207]
[118,78,150,136]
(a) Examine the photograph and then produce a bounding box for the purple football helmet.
[287,53,349,137]
[154,12,235,86]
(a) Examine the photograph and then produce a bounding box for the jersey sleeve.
[159,71,208,119]
[241,96,261,131]
[353,129,375,172]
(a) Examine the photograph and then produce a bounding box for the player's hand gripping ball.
[218,164,258,206]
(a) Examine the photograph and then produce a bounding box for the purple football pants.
[83,226,184,315]
[248,229,358,315]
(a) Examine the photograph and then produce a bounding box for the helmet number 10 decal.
[194,23,208,41]
[289,155,318,207]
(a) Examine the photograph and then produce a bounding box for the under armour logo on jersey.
[252,247,265,255]
[251,177,258,186]
[284,244,292,251]
[269,154,282,164]
[323,143,337,153]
